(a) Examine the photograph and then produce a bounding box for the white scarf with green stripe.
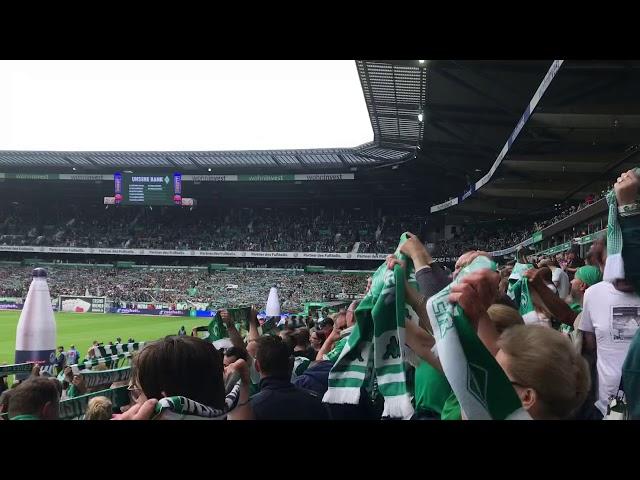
[426,256,531,420]
[323,237,414,419]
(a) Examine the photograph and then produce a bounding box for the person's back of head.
[85,396,113,420]
[496,325,590,420]
[50,378,63,399]
[0,389,14,415]
[255,336,293,380]
[8,377,60,420]
[133,335,225,409]
[293,328,310,348]
[487,304,524,334]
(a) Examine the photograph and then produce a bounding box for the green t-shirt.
[441,391,462,420]
[414,361,452,415]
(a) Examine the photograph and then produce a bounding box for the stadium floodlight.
[419,60,426,64]
[208,168,212,172]
[417,113,424,122]
[72,167,76,171]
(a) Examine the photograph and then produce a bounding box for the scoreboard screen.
[115,172,182,206]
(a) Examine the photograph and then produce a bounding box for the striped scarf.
[507,262,534,300]
[80,366,132,389]
[323,235,414,419]
[66,352,133,376]
[426,255,531,420]
[91,342,145,358]
[508,277,539,325]
[0,362,35,377]
[153,381,242,420]
[603,168,640,282]
[59,385,130,420]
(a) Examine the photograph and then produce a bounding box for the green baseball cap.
[575,265,602,286]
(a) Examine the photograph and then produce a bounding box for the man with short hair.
[55,346,66,376]
[7,377,60,420]
[316,316,334,339]
[579,275,640,419]
[565,247,585,281]
[292,328,316,361]
[66,345,79,366]
[562,265,602,419]
[250,336,329,420]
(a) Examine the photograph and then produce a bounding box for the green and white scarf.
[323,235,414,419]
[426,256,531,420]
[508,277,539,325]
[207,306,252,349]
[507,262,534,300]
[80,366,131,389]
[59,385,130,420]
[0,362,35,377]
[91,342,145,358]
[604,168,640,283]
[152,381,242,420]
[67,352,133,376]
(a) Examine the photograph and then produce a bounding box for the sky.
[0,60,373,151]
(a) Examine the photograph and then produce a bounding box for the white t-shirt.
[579,281,640,415]
[551,267,570,300]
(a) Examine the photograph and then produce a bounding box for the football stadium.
[1,60,640,421]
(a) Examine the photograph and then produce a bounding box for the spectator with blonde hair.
[85,396,113,420]
[487,304,524,334]
[496,325,590,420]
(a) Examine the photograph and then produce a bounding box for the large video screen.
[115,172,181,206]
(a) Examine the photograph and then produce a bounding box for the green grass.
[0,311,210,365]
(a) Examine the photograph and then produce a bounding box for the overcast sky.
[0,60,373,151]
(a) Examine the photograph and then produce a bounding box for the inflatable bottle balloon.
[14,268,57,380]
[261,287,281,335]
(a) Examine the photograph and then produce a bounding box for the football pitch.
[0,311,210,365]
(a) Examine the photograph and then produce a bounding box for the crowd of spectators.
[1,169,639,422]
[0,205,428,254]
[0,266,367,311]
[0,191,612,260]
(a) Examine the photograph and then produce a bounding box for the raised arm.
[220,309,245,351]
[523,267,577,327]
[616,169,640,294]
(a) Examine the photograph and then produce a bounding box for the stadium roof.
[0,61,425,173]
[439,60,640,217]
[0,143,415,172]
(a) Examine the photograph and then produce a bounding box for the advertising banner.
[59,296,106,313]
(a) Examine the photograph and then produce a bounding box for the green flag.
[208,306,252,347]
